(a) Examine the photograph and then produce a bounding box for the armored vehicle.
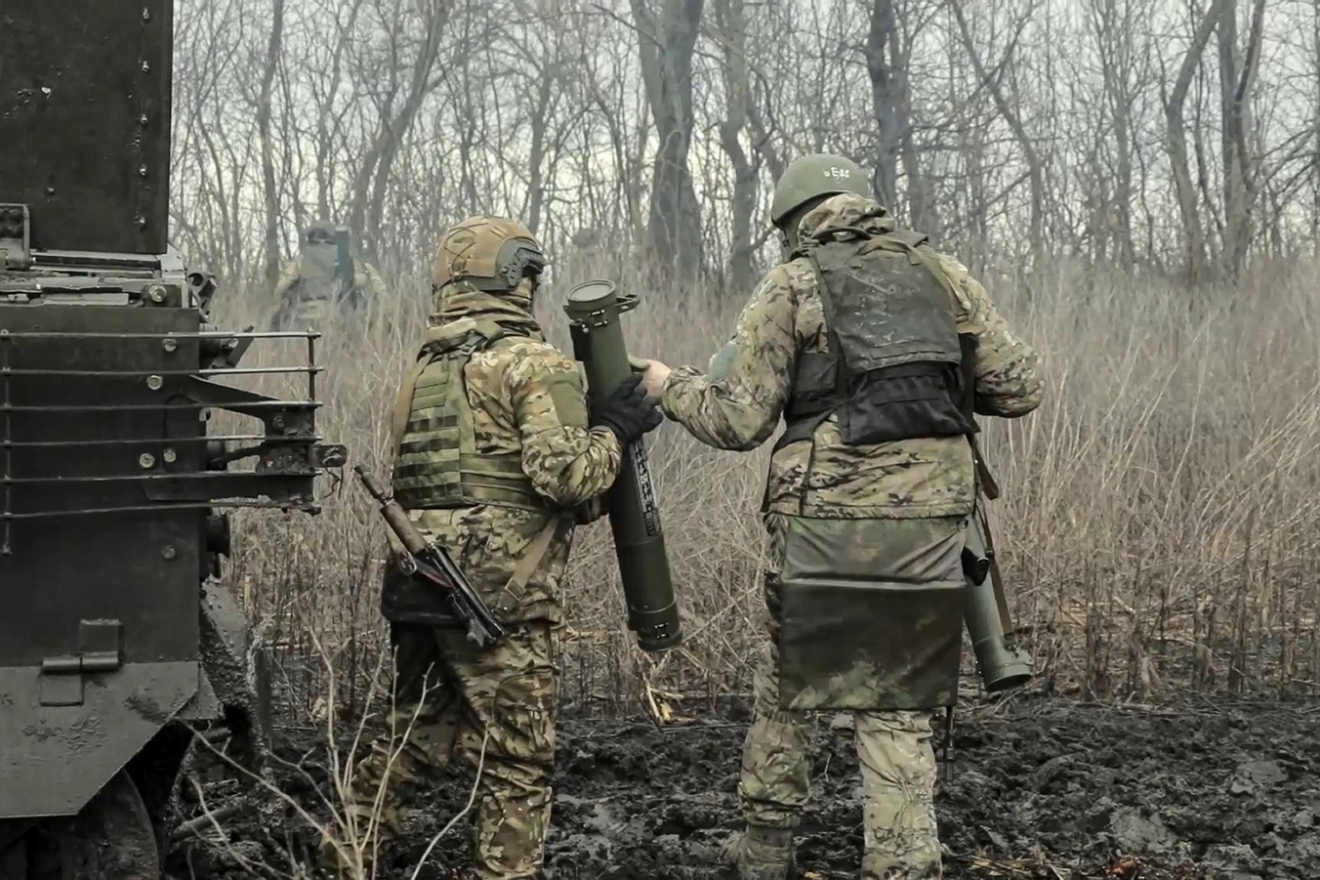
[0,1,346,875]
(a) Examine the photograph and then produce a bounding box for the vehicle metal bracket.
[0,204,31,271]
[39,619,123,707]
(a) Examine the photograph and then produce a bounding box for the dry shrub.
[204,253,1320,723]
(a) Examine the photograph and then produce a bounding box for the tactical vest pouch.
[778,235,974,449]
[836,363,971,446]
[812,237,963,376]
[391,332,542,512]
[777,515,967,711]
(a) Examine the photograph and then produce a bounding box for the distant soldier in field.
[327,215,662,878]
[636,155,1044,879]
[268,221,389,331]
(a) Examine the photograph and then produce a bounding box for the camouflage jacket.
[660,193,1043,520]
[387,282,623,625]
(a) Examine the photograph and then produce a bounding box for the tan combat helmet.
[432,216,547,293]
[769,153,871,228]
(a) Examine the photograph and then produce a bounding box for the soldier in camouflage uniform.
[332,216,662,878]
[637,155,1043,879]
[269,221,389,331]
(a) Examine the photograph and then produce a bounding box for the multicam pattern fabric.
[721,514,951,878]
[657,193,1042,880]
[659,192,1043,520]
[344,246,621,880]
[344,622,559,880]
[731,644,942,879]
[776,515,967,711]
[736,599,943,879]
[382,283,622,626]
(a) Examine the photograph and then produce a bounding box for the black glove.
[574,495,609,525]
[590,372,663,446]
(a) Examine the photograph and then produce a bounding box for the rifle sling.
[968,432,1000,501]
[494,515,569,614]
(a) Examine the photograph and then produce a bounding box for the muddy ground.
[167,694,1320,880]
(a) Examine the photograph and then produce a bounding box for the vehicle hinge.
[39,619,124,706]
[0,204,32,270]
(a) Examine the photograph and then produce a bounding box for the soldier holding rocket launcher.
[348,168,1039,878]
[635,154,1044,879]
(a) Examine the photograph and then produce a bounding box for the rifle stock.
[354,465,506,648]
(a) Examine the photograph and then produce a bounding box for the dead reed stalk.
[207,253,1320,721]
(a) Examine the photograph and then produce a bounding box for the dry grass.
[205,253,1320,724]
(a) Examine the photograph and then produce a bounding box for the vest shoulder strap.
[878,228,928,250]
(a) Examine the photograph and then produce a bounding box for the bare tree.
[630,0,706,279]
[1215,0,1269,278]
[256,0,286,286]
[165,0,1320,290]
[949,0,1047,265]
[1160,1,1218,282]
[865,0,941,236]
[346,0,452,256]
[710,0,760,289]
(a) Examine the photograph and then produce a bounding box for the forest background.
[167,0,1320,720]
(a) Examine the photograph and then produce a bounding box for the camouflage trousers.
[349,621,559,879]
[737,641,943,879]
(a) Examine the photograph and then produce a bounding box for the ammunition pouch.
[776,515,967,711]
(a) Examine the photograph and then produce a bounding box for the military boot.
[719,824,795,880]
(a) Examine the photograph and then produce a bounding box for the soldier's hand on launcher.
[634,358,672,398]
[589,372,663,445]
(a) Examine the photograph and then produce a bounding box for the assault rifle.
[354,465,506,648]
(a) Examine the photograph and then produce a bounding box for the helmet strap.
[777,196,830,260]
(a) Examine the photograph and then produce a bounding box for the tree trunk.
[1217,0,1268,278]
[713,0,758,291]
[347,0,450,258]
[949,0,1045,264]
[1162,1,1217,283]
[865,0,900,213]
[630,0,706,282]
[256,0,285,287]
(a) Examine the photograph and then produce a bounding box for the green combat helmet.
[770,154,871,251]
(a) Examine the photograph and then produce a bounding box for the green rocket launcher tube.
[334,228,352,288]
[961,500,1033,693]
[563,280,682,653]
